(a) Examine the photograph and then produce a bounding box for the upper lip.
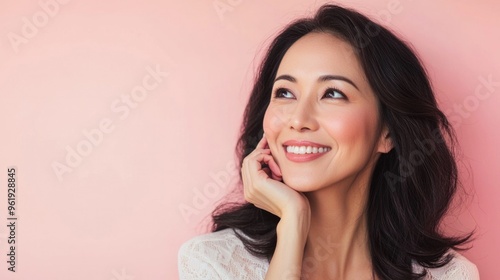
[282,140,330,148]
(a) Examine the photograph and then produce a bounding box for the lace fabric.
[178,228,479,279]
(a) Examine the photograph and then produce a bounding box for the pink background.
[0,0,498,279]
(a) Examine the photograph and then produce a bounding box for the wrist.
[276,208,310,245]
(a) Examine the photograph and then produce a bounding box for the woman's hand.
[241,134,310,219]
[241,134,311,279]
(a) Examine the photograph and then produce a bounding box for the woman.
[178,4,479,279]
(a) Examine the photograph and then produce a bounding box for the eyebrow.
[274,74,359,90]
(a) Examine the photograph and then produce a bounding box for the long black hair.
[212,4,472,279]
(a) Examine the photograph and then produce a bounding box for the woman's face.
[263,32,392,192]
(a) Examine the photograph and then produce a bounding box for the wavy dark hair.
[212,4,472,279]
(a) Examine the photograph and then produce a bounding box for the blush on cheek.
[324,113,361,141]
[263,107,288,135]
[324,110,379,152]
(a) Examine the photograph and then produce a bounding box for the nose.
[288,98,319,132]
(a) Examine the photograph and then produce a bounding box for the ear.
[377,125,393,154]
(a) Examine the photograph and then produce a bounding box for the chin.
[282,175,324,193]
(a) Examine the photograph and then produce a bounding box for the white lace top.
[178,228,480,279]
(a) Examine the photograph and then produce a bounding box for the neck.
[302,177,373,279]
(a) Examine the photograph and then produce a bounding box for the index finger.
[256,133,268,149]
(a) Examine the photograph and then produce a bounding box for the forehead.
[276,32,365,81]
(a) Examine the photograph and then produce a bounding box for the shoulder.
[179,228,241,257]
[415,250,480,280]
[178,228,268,280]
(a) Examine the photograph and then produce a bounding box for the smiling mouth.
[284,145,331,155]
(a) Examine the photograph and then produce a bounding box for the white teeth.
[285,145,330,155]
[299,146,306,154]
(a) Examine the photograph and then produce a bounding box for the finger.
[246,149,270,164]
[259,153,281,176]
[262,167,272,178]
[244,153,274,181]
[256,134,268,149]
[261,154,282,178]
[263,166,282,181]
[242,152,269,184]
[270,171,282,181]
[246,151,280,177]
[267,156,282,177]
[243,153,282,186]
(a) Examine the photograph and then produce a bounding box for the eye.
[274,87,295,99]
[323,88,347,100]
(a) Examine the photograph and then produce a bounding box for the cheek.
[263,105,289,159]
[263,105,288,136]
[322,108,379,151]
